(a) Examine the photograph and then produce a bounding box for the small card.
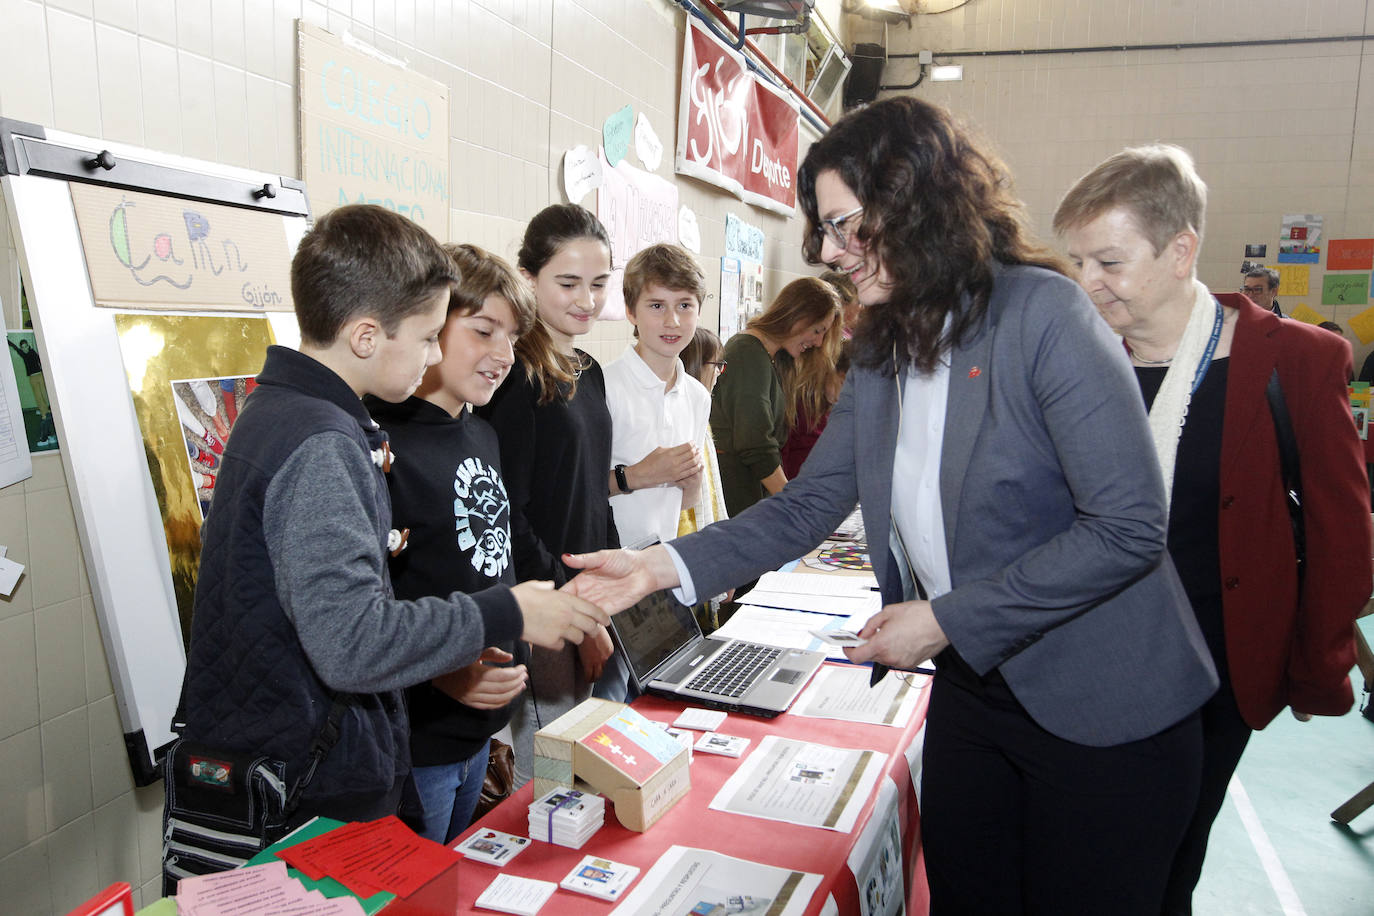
[694,732,750,757]
[810,627,867,647]
[456,829,530,866]
[559,854,640,901]
[474,874,558,915]
[673,707,727,731]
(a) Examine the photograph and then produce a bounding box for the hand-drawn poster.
[597,150,680,320]
[1278,214,1323,264]
[299,23,450,242]
[114,314,275,645]
[70,184,294,311]
[1277,264,1309,297]
[1327,238,1374,271]
[1321,273,1370,306]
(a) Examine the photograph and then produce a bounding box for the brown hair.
[514,204,613,403]
[785,314,846,429]
[443,244,537,337]
[681,327,724,384]
[623,244,708,314]
[292,204,458,347]
[1053,144,1207,255]
[797,97,1063,375]
[747,277,841,344]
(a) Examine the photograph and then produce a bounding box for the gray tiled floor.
[1193,617,1374,915]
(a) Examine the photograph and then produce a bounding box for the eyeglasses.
[706,360,727,373]
[1239,285,1268,295]
[816,206,864,250]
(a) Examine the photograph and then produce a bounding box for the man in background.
[1241,267,1283,316]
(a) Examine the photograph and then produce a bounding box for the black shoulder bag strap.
[285,696,351,813]
[171,686,351,816]
[1265,368,1306,590]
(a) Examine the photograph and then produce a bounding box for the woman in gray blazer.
[567,97,1217,915]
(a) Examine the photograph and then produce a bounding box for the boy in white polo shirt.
[597,245,711,699]
[604,244,711,546]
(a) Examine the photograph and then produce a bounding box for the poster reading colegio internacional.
[299,23,450,242]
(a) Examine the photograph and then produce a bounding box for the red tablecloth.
[392,670,931,915]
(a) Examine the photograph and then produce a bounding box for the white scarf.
[1143,279,1218,506]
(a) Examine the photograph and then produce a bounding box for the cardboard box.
[533,699,690,832]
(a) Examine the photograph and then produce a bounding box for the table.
[422,676,930,915]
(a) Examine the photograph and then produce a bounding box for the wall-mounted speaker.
[843,43,886,109]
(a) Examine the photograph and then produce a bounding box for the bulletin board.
[0,119,310,783]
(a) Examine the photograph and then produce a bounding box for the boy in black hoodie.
[368,244,543,843]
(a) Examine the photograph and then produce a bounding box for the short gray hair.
[1245,267,1279,291]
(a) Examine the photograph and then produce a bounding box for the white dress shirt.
[604,344,712,546]
[889,359,953,601]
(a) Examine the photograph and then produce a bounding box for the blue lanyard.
[1188,299,1225,396]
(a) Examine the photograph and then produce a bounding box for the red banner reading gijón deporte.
[675,18,800,216]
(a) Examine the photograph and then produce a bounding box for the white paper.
[611,845,821,916]
[0,555,24,597]
[677,205,701,253]
[713,605,850,660]
[755,570,879,597]
[562,145,603,205]
[634,112,663,171]
[673,707,727,731]
[709,735,887,833]
[475,874,558,915]
[848,780,905,916]
[738,588,880,618]
[792,664,925,728]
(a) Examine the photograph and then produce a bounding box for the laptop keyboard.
[685,642,782,698]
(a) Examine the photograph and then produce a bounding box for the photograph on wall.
[1278,214,1323,264]
[172,376,257,520]
[114,314,276,645]
[1352,406,1368,441]
[6,331,58,452]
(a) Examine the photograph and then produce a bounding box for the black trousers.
[1160,684,1252,915]
[921,671,1203,915]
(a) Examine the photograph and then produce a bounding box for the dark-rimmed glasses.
[817,206,864,250]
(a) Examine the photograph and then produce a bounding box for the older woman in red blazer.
[1057,144,1372,915]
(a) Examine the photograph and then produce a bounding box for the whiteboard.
[0,120,310,783]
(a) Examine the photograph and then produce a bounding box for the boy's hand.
[512,581,609,649]
[431,648,527,709]
[563,546,679,614]
[629,443,699,489]
[678,470,703,508]
[578,625,615,681]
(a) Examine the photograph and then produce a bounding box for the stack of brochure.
[527,788,605,848]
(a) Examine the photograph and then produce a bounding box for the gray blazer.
[673,264,1217,747]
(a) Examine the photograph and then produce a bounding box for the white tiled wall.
[11,0,1368,910]
[850,0,1374,363]
[0,0,822,911]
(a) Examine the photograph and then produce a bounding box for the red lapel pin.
[968,366,981,378]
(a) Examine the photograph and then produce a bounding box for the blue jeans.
[400,741,490,844]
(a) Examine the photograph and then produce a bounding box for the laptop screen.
[610,589,703,685]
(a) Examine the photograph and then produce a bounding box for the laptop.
[607,588,827,718]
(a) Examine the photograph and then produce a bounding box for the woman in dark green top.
[711,277,842,515]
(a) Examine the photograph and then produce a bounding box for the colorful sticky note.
[1347,305,1374,345]
[1327,239,1374,271]
[602,105,635,168]
[1276,264,1309,296]
[1322,273,1371,306]
[1288,303,1328,325]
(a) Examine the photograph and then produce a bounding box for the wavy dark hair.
[798,97,1064,375]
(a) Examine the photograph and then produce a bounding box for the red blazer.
[1215,292,1372,728]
